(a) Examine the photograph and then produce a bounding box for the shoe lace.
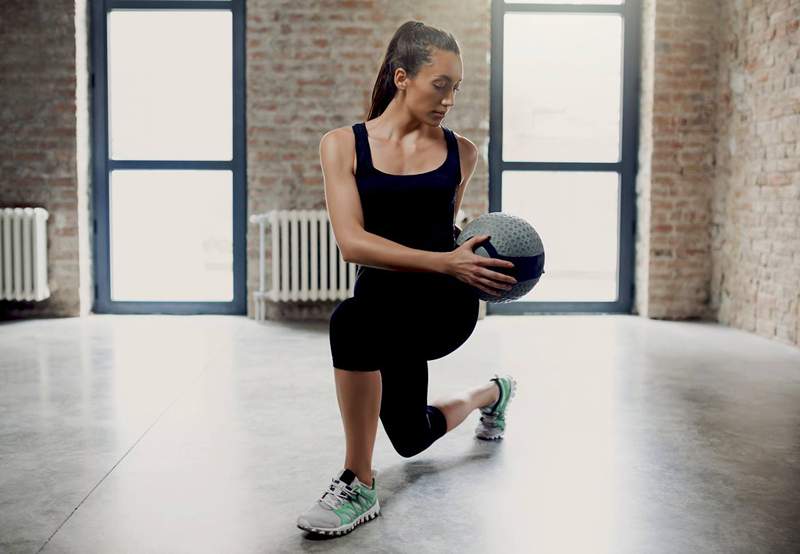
[319,477,359,510]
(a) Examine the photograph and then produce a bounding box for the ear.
[393,68,408,90]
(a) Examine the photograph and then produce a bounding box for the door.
[489,0,641,314]
[91,0,246,314]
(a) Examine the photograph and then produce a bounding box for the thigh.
[347,271,480,365]
[421,288,480,361]
[389,273,480,361]
[379,358,429,416]
[378,358,430,435]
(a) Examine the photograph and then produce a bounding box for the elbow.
[341,232,362,264]
[341,242,356,264]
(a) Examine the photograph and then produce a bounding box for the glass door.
[91,0,246,314]
[489,0,640,314]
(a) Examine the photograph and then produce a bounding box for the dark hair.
[366,21,460,121]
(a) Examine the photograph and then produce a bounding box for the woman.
[297,21,519,537]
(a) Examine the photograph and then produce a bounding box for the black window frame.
[488,0,641,315]
[90,0,247,314]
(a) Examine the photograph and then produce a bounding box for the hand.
[442,234,517,297]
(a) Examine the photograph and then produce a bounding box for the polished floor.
[1,313,799,554]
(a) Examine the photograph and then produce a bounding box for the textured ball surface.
[455,212,545,303]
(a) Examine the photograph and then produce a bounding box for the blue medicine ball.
[455,212,545,303]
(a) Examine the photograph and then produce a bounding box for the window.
[91,0,246,314]
[489,0,639,314]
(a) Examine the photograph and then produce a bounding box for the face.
[394,48,463,125]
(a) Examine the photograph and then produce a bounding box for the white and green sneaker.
[296,468,380,536]
[475,374,517,441]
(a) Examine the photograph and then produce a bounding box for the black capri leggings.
[329,270,480,458]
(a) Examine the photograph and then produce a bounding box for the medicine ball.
[455,212,545,303]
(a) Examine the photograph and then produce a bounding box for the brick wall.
[0,0,82,319]
[637,0,799,348]
[635,0,719,321]
[711,0,800,347]
[1,1,796,348]
[245,0,492,320]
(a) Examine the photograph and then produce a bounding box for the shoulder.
[320,125,357,147]
[319,125,357,160]
[450,129,478,166]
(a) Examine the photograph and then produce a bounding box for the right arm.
[319,128,448,274]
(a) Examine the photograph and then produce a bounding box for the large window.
[489,0,640,314]
[91,0,246,314]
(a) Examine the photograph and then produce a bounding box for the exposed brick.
[637,0,799,348]
[2,1,795,348]
[0,0,81,319]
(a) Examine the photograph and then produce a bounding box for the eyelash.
[435,84,461,92]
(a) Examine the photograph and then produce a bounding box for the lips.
[433,111,446,117]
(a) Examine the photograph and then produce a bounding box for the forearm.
[345,230,449,274]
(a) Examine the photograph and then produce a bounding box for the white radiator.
[249,209,356,320]
[0,207,50,302]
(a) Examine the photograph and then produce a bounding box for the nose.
[442,89,456,107]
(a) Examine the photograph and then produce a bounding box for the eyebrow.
[433,75,462,82]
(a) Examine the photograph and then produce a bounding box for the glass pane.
[503,13,623,162]
[110,170,233,301]
[107,10,232,160]
[502,171,619,301]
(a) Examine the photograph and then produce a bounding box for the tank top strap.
[442,126,462,185]
[351,122,373,176]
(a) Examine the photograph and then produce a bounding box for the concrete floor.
[1,314,799,554]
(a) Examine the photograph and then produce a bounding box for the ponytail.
[366,21,460,121]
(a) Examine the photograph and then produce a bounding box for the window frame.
[90,0,246,314]
[488,0,641,315]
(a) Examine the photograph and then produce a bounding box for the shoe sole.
[475,375,517,440]
[297,501,381,536]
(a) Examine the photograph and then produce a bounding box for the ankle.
[344,466,373,486]
[478,380,500,410]
[357,472,373,486]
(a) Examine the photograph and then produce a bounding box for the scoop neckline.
[361,122,449,177]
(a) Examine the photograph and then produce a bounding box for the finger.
[481,262,517,281]
[478,276,508,294]
[480,267,517,285]
[479,285,501,297]
[475,255,514,269]
[472,279,497,296]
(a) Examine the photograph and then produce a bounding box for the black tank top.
[351,121,461,287]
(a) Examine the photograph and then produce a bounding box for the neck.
[370,96,437,143]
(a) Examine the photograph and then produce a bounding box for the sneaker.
[296,468,380,536]
[475,373,517,440]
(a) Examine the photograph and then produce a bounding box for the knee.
[391,440,423,459]
[383,408,447,459]
[383,424,425,458]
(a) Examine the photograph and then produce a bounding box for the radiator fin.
[250,209,357,320]
[0,207,50,302]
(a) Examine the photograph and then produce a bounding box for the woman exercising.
[297,21,518,537]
